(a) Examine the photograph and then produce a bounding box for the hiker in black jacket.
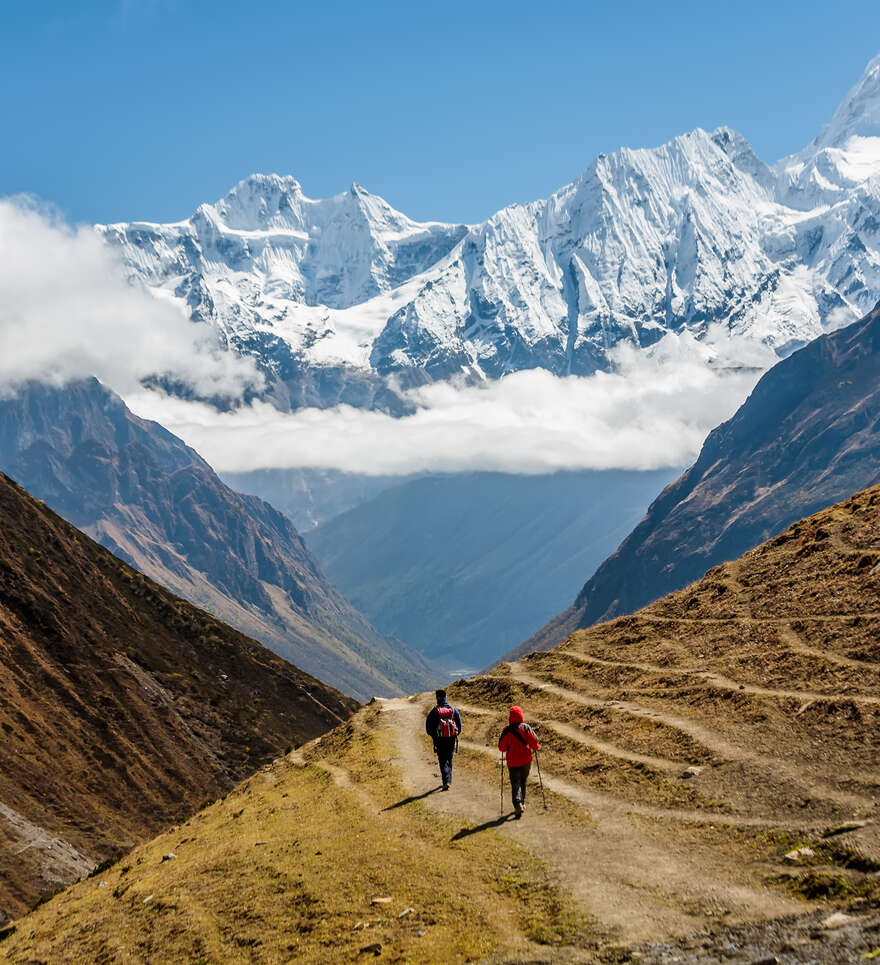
[425,689,462,791]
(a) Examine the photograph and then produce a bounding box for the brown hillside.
[4,484,879,962]
[0,472,357,925]
[479,482,880,829]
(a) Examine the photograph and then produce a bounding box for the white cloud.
[125,329,773,476]
[0,197,260,398]
[0,193,775,476]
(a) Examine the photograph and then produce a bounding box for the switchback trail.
[562,649,880,704]
[507,666,874,812]
[778,622,880,672]
[537,719,685,775]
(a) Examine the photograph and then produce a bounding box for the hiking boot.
[514,801,523,818]
[441,783,449,791]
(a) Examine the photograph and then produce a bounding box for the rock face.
[0,379,435,699]
[0,471,357,919]
[513,300,880,658]
[98,57,880,408]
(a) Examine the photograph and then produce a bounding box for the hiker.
[425,689,462,791]
[498,705,540,818]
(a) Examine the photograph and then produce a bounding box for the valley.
[4,482,878,961]
[306,468,678,670]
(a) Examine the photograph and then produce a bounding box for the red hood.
[508,705,524,725]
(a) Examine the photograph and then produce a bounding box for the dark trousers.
[435,737,456,786]
[508,763,531,806]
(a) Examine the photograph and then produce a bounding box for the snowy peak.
[711,126,775,188]
[366,126,788,384]
[204,172,447,240]
[776,53,880,207]
[814,53,880,150]
[97,55,880,410]
[212,173,306,231]
[99,174,468,319]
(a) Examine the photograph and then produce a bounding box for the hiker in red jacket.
[498,705,540,818]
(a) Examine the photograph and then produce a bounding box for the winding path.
[367,696,816,943]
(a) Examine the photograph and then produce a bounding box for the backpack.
[435,706,458,739]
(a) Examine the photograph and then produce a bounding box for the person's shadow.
[381,786,443,811]
[450,815,512,840]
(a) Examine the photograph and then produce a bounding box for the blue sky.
[4,1,880,225]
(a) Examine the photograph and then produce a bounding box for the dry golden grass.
[1,720,595,964]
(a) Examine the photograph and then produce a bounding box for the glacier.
[97,54,880,411]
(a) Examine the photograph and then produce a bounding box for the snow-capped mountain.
[98,55,880,409]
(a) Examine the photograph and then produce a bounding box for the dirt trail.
[371,696,806,944]
[455,739,825,831]
[564,650,700,677]
[632,611,880,626]
[509,666,761,764]
[563,649,880,703]
[508,666,873,812]
[778,622,880,671]
[695,669,880,705]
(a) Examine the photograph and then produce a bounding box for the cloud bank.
[1,195,774,476]
[0,197,258,398]
[126,331,772,476]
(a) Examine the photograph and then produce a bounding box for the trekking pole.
[500,752,505,816]
[534,750,547,809]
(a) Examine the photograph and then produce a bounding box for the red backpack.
[436,706,458,739]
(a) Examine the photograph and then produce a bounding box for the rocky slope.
[513,299,880,658]
[98,56,880,408]
[0,471,356,923]
[307,468,677,670]
[4,483,879,961]
[0,379,435,699]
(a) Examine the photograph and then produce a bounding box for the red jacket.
[498,705,540,767]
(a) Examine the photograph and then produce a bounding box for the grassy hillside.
[4,483,880,961]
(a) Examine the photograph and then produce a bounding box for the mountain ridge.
[510,299,880,660]
[97,55,880,411]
